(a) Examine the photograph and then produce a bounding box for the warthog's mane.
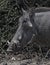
[35,7,50,12]
[25,7,50,21]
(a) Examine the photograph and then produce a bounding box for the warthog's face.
[18,9,35,44]
[7,9,36,52]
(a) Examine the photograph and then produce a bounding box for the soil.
[0,53,50,65]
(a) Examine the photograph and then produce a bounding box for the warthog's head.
[7,8,37,52]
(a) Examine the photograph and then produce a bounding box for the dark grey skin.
[7,7,50,52]
[34,7,50,47]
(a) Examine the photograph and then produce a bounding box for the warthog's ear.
[29,8,35,19]
[22,8,26,14]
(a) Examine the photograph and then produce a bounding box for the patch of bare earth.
[0,53,50,65]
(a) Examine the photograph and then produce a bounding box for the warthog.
[7,7,50,52]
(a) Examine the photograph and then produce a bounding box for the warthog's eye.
[23,20,27,23]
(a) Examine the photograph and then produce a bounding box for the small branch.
[45,49,50,58]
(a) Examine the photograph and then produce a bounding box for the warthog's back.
[35,7,50,12]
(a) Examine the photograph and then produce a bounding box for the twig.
[0,47,7,55]
[45,49,50,58]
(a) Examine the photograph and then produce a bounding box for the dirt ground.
[0,53,50,65]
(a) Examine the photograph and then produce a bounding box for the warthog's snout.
[7,40,21,52]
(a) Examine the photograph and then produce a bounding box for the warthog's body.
[34,7,50,47]
[7,7,50,52]
[35,11,50,47]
